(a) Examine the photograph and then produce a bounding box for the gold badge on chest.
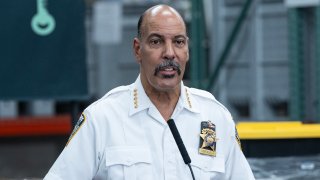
[199,121,218,156]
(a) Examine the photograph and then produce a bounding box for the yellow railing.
[237,121,320,139]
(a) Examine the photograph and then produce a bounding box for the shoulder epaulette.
[101,85,129,99]
[189,88,232,119]
[188,88,216,101]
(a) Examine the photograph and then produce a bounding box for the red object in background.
[0,115,72,137]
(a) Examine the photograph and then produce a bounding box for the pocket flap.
[105,146,152,167]
[188,148,225,173]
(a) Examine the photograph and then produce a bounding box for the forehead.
[142,7,187,38]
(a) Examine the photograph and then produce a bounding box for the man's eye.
[150,39,162,45]
[175,39,185,47]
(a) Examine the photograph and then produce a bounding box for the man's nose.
[163,42,175,60]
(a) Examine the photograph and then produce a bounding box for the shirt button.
[126,157,132,164]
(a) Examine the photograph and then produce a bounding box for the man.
[44,4,255,180]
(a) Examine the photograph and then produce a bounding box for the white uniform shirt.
[44,76,255,180]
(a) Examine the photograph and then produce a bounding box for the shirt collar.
[129,75,200,116]
[129,75,151,116]
[180,84,200,114]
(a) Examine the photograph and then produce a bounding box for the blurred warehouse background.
[2,0,320,122]
[1,0,320,179]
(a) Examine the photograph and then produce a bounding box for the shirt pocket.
[105,146,153,180]
[188,149,225,180]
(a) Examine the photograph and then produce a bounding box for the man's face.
[134,8,189,92]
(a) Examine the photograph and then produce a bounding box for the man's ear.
[133,38,141,64]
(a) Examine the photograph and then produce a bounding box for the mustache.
[154,60,181,76]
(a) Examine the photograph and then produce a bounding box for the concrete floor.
[249,155,320,180]
[0,136,66,180]
[0,137,319,180]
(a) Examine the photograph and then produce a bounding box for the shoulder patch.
[235,127,242,150]
[66,113,86,146]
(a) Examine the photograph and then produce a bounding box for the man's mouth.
[164,67,174,71]
[159,67,176,78]
[161,67,176,73]
[154,60,181,78]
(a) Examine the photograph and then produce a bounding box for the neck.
[143,83,181,121]
[146,88,180,104]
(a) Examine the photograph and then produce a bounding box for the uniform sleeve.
[224,125,255,180]
[44,110,101,180]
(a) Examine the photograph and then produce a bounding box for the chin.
[156,78,181,90]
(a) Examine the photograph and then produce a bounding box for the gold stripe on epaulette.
[185,88,192,108]
[133,88,138,108]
